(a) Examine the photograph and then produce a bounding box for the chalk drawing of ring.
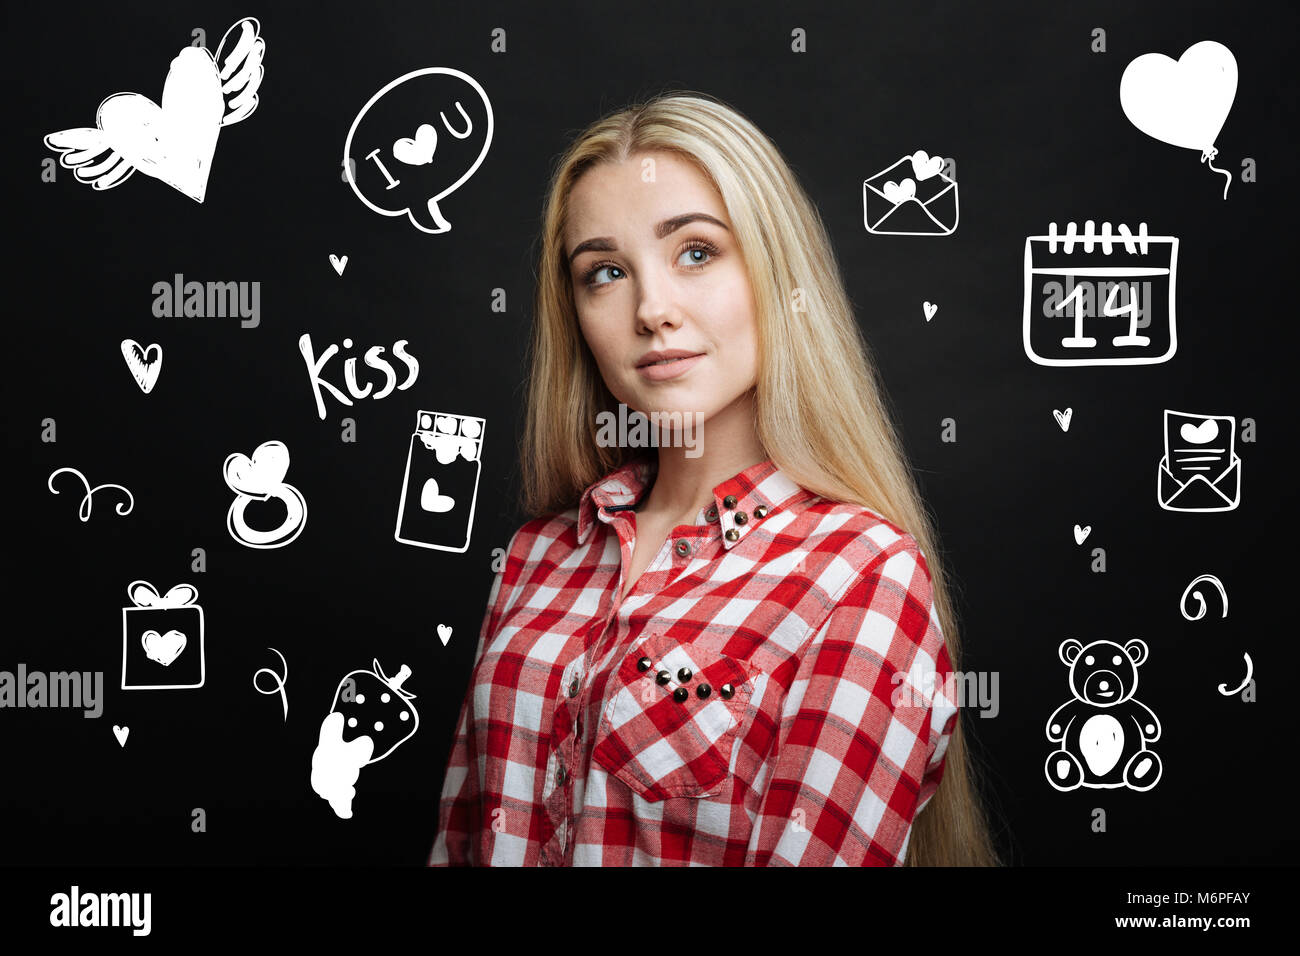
[223,441,308,549]
[227,484,307,548]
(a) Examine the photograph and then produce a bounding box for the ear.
[1124,639,1148,667]
[1059,639,1083,666]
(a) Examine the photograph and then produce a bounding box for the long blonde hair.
[520,92,1001,866]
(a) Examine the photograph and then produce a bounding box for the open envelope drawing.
[1157,410,1241,512]
[863,150,959,236]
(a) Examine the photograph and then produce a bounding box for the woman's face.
[564,150,759,425]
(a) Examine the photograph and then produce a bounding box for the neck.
[639,388,767,520]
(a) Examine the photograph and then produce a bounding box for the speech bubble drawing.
[343,68,494,234]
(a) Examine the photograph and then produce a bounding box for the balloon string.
[1201,147,1231,200]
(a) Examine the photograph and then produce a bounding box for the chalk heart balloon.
[1120,40,1238,153]
[344,67,495,234]
[142,629,187,667]
[97,47,226,202]
[224,441,292,498]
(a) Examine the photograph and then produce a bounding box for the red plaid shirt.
[428,456,958,866]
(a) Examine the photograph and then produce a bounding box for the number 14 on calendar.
[1023,221,1178,366]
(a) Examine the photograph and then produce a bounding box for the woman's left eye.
[678,240,720,269]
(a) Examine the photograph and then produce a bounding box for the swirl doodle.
[47,467,134,522]
[1180,573,1228,621]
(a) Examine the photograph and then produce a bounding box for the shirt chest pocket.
[591,632,762,801]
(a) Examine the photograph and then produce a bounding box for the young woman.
[429,92,999,866]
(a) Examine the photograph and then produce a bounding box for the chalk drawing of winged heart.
[44,17,266,203]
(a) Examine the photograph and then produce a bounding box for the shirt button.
[753,505,769,519]
[674,539,691,557]
[568,678,580,698]
[734,511,748,525]
[724,529,740,542]
[705,505,719,523]
[677,667,693,682]
[723,495,738,509]
[696,683,712,699]
[656,670,671,685]
[719,683,735,699]
[637,656,653,672]
[557,765,568,785]
[673,687,689,703]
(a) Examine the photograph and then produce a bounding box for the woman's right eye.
[582,262,624,287]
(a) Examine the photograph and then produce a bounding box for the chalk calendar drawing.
[1023,221,1178,366]
[44,18,265,202]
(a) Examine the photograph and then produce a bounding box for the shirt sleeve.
[744,535,959,866]
[428,529,520,866]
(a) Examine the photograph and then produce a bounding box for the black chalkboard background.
[4,0,1296,866]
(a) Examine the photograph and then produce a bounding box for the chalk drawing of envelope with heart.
[1157,410,1242,513]
[863,150,959,236]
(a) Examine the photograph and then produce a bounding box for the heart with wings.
[43,18,266,202]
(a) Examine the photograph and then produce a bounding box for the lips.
[636,349,705,368]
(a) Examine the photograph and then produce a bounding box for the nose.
[634,264,682,334]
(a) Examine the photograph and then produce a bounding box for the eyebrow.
[567,212,729,266]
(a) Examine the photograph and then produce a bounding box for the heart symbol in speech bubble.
[392,123,437,165]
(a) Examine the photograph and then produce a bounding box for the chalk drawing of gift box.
[121,581,205,690]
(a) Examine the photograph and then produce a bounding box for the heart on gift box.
[393,123,437,165]
[420,478,456,513]
[224,441,291,497]
[909,150,944,181]
[142,629,187,666]
[882,178,917,204]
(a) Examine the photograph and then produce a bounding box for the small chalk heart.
[329,254,348,276]
[1180,419,1219,443]
[113,725,130,747]
[882,178,917,204]
[420,477,456,513]
[1074,524,1091,545]
[120,339,163,394]
[392,123,437,166]
[923,301,938,321]
[1054,408,1073,431]
[437,624,453,646]
[909,150,944,181]
[142,629,187,667]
